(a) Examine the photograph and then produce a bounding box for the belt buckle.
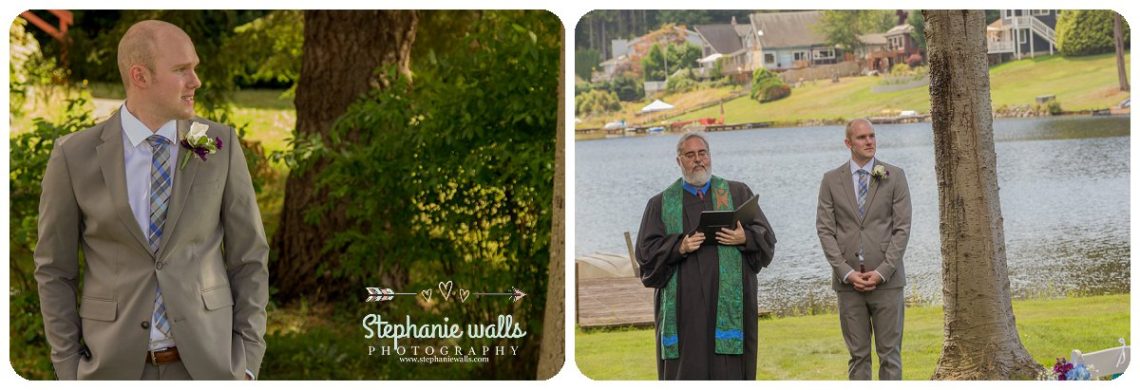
[149,349,159,365]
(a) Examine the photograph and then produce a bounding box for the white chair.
[1071,338,1130,379]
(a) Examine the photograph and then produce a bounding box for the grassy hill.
[579,52,1130,129]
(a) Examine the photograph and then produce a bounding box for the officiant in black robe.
[635,132,776,380]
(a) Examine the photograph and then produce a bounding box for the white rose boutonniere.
[179,122,224,170]
[871,165,888,180]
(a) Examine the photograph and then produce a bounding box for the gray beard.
[682,168,711,187]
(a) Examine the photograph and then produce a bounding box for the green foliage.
[287,10,560,378]
[750,67,790,103]
[576,89,621,115]
[1045,100,1063,115]
[710,57,725,79]
[8,97,96,380]
[642,42,702,82]
[1057,10,1130,57]
[227,11,303,89]
[665,71,698,93]
[666,42,702,71]
[908,10,926,51]
[576,48,602,81]
[642,44,667,81]
[817,10,896,52]
[610,76,645,101]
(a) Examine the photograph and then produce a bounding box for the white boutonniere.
[179,122,223,170]
[871,165,888,180]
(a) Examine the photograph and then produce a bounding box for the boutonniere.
[871,165,888,180]
[179,122,223,170]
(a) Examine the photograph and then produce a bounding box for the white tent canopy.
[640,99,675,113]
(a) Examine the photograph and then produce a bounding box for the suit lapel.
[96,111,152,256]
[838,163,859,223]
[158,119,200,258]
[862,161,883,224]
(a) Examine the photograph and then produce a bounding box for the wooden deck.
[576,275,656,329]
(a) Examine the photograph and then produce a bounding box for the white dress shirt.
[120,105,179,350]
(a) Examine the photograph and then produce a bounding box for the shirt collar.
[120,105,177,147]
[849,157,876,175]
[681,180,711,196]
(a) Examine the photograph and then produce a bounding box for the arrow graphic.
[365,287,417,302]
[473,287,527,302]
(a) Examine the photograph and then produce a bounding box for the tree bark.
[925,10,1042,380]
[536,30,566,380]
[272,10,417,302]
[1115,13,1129,92]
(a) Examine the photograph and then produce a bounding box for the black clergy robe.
[635,179,777,380]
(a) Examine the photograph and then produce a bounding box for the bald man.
[34,20,268,380]
[815,119,911,380]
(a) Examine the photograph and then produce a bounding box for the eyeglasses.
[680,150,709,161]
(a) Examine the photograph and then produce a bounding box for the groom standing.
[816,119,911,380]
[35,20,268,380]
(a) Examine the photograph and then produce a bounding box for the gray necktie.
[146,135,173,340]
[856,169,869,218]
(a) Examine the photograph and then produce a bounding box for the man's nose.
[188,70,202,89]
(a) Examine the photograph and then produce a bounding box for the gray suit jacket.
[34,110,269,380]
[816,160,911,291]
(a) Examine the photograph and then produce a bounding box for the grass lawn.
[575,294,1130,380]
[579,52,1130,128]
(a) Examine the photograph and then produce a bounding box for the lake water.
[575,116,1130,313]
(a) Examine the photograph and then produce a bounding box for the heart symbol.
[420,289,432,301]
[438,281,453,301]
[458,289,470,303]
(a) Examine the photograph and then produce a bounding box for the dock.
[576,273,656,328]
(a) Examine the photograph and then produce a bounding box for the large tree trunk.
[925,10,1042,380]
[1115,13,1129,92]
[272,11,417,302]
[536,31,566,380]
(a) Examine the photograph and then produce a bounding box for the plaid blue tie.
[146,135,173,340]
[857,169,869,217]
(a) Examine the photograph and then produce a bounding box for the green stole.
[659,175,744,359]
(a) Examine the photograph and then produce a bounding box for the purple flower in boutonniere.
[179,122,223,170]
[871,164,889,180]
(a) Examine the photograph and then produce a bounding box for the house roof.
[885,24,914,37]
[750,11,829,49]
[694,24,744,55]
[859,33,888,46]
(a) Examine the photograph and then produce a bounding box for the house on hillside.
[749,11,844,71]
[987,10,1058,63]
[591,25,703,83]
[693,17,761,81]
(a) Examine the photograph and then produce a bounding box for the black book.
[689,193,759,246]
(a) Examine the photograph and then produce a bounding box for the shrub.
[666,72,698,93]
[1056,10,1130,57]
[576,89,621,115]
[750,67,790,103]
[609,75,645,102]
[1046,100,1063,115]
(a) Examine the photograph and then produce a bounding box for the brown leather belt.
[146,347,181,366]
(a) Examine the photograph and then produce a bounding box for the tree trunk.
[925,10,1042,380]
[1115,13,1129,92]
[536,31,566,380]
[272,11,418,302]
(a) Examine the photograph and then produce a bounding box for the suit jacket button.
[141,321,150,329]
[156,261,164,270]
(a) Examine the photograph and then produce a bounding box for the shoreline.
[575,110,1131,141]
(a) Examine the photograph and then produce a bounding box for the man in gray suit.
[34,20,268,380]
[816,118,911,380]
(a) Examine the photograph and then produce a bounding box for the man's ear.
[129,65,149,88]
